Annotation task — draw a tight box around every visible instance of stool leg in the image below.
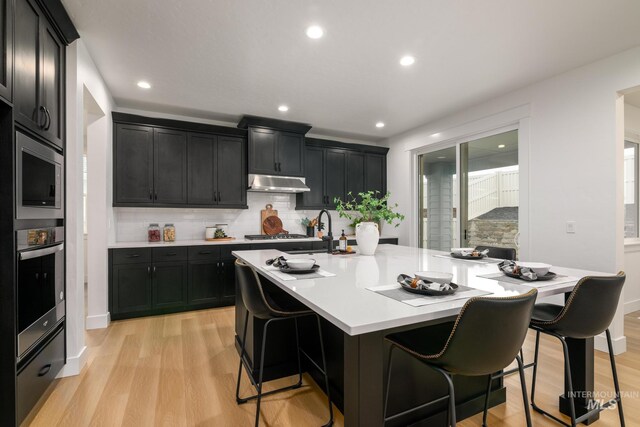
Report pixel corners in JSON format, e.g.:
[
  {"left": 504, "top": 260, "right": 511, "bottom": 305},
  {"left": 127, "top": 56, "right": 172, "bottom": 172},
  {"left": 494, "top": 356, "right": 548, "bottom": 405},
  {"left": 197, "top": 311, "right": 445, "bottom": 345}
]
[
  {"left": 383, "top": 345, "right": 396, "bottom": 425},
  {"left": 236, "top": 310, "right": 250, "bottom": 404},
  {"left": 606, "top": 329, "right": 626, "bottom": 427},
  {"left": 293, "top": 317, "right": 303, "bottom": 388},
  {"left": 255, "top": 319, "right": 273, "bottom": 427},
  {"left": 482, "top": 374, "right": 493, "bottom": 427},
  {"left": 433, "top": 368, "right": 456, "bottom": 427},
  {"left": 560, "top": 337, "right": 577, "bottom": 427},
  {"left": 315, "top": 314, "right": 334, "bottom": 427},
  {"left": 516, "top": 355, "right": 532, "bottom": 427},
  {"left": 530, "top": 330, "right": 541, "bottom": 411}
]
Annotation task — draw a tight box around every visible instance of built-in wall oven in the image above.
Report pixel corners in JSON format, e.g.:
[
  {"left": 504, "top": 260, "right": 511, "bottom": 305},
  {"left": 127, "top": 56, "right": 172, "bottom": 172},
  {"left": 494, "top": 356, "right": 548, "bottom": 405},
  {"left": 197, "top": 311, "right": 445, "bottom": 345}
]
[
  {"left": 16, "top": 226, "right": 65, "bottom": 360},
  {"left": 16, "top": 131, "right": 64, "bottom": 219}
]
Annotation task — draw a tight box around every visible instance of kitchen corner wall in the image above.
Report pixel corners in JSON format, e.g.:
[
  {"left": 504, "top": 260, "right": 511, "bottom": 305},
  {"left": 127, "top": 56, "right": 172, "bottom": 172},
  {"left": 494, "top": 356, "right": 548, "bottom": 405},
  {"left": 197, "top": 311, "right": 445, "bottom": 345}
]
[{"left": 114, "top": 192, "right": 355, "bottom": 241}]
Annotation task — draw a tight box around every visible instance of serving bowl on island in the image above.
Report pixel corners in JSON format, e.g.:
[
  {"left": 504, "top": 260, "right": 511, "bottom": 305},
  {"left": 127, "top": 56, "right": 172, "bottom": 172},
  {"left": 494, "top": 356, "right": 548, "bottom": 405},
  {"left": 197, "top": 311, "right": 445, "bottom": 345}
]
[
  {"left": 415, "top": 271, "right": 454, "bottom": 285},
  {"left": 285, "top": 258, "right": 316, "bottom": 270},
  {"left": 517, "top": 262, "right": 552, "bottom": 276}
]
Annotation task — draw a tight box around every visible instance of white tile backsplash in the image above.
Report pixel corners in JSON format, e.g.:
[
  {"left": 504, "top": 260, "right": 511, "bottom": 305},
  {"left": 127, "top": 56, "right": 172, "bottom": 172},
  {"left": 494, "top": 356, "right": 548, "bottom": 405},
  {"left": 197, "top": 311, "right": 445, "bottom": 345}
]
[{"left": 114, "top": 192, "right": 355, "bottom": 242}]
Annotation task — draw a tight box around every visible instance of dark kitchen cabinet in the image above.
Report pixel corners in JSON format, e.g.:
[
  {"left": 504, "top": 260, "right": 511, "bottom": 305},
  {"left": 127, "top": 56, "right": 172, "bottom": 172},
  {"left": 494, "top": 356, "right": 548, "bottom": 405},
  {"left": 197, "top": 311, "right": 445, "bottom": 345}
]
[
  {"left": 152, "top": 262, "right": 188, "bottom": 309},
  {"left": 114, "top": 124, "right": 154, "bottom": 205},
  {"left": 154, "top": 128, "right": 188, "bottom": 204},
  {"left": 187, "top": 133, "right": 246, "bottom": 207},
  {"left": 114, "top": 114, "right": 248, "bottom": 209},
  {"left": 365, "top": 153, "right": 387, "bottom": 196},
  {"left": 299, "top": 146, "right": 325, "bottom": 208},
  {"left": 0, "top": 0, "right": 13, "bottom": 102},
  {"left": 248, "top": 128, "right": 305, "bottom": 176},
  {"left": 325, "top": 149, "right": 347, "bottom": 206},
  {"left": 347, "top": 152, "right": 365, "bottom": 201},
  {"left": 14, "top": 0, "right": 64, "bottom": 148},
  {"left": 112, "top": 263, "right": 153, "bottom": 314}
]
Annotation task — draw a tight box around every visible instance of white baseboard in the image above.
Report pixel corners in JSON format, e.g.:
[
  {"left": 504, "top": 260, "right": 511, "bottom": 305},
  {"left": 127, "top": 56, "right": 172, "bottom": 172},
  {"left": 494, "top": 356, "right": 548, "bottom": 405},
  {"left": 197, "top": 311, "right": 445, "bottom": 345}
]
[
  {"left": 624, "top": 298, "right": 640, "bottom": 314},
  {"left": 86, "top": 312, "right": 110, "bottom": 330},
  {"left": 57, "top": 345, "right": 87, "bottom": 377},
  {"left": 595, "top": 333, "right": 627, "bottom": 355}
]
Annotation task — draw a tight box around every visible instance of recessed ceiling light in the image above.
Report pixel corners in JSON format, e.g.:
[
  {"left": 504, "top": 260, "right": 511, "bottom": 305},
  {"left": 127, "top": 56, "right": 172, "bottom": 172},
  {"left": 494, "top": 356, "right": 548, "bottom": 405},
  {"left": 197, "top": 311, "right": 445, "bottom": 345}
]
[
  {"left": 278, "top": 105, "right": 289, "bottom": 112},
  {"left": 400, "top": 55, "right": 415, "bottom": 66},
  {"left": 137, "top": 81, "right": 151, "bottom": 89},
  {"left": 498, "top": 144, "right": 506, "bottom": 148},
  {"left": 306, "top": 25, "right": 324, "bottom": 39},
  {"left": 375, "top": 122, "right": 385, "bottom": 128},
  {"left": 431, "top": 132, "right": 441, "bottom": 137}
]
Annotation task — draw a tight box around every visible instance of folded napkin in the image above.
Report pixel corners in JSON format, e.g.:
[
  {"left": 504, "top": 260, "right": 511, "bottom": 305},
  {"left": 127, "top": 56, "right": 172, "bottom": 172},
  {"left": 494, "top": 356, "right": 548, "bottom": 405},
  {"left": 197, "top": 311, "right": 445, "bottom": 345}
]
[
  {"left": 266, "top": 256, "right": 287, "bottom": 268},
  {"left": 498, "top": 260, "right": 537, "bottom": 280},
  {"left": 459, "top": 248, "right": 490, "bottom": 257},
  {"left": 397, "top": 274, "right": 453, "bottom": 291}
]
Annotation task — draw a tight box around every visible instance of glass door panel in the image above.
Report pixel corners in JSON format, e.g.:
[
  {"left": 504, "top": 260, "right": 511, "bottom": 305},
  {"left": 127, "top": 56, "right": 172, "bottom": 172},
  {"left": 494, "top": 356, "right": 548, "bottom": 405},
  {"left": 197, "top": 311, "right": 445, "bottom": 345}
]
[{"left": 418, "top": 147, "right": 457, "bottom": 250}]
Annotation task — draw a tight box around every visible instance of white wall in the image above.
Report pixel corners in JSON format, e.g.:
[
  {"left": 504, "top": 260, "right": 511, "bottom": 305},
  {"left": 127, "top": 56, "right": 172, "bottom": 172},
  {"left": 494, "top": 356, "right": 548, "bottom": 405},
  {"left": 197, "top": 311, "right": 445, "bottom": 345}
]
[
  {"left": 626, "top": 103, "right": 640, "bottom": 136},
  {"left": 62, "top": 39, "right": 115, "bottom": 377},
  {"left": 384, "top": 46, "right": 640, "bottom": 354},
  {"left": 623, "top": 102, "right": 640, "bottom": 314}
]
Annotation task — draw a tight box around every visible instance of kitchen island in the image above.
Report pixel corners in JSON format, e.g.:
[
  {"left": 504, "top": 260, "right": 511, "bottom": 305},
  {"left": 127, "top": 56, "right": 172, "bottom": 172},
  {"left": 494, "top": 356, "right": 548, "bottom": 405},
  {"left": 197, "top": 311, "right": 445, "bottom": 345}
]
[{"left": 232, "top": 244, "right": 606, "bottom": 426}]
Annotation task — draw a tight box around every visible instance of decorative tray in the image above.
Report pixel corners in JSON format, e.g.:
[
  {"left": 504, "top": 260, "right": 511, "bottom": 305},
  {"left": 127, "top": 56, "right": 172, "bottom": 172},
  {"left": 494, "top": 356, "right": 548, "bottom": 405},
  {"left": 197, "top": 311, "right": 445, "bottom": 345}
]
[
  {"left": 278, "top": 265, "right": 320, "bottom": 274},
  {"left": 502, "top": 271, "right": 557, "bottom": 282},
  {"left": 450, "top": 252, "right": 486, "bottom": 260},
  {"left": 397, "top": 274, "right": 458, "bottom": 296}
]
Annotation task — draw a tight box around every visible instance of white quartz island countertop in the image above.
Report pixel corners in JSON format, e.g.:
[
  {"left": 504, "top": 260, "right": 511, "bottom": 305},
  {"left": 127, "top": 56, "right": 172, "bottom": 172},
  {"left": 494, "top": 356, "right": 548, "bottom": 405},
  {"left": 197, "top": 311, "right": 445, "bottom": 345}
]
[{"left": 232, "top": 244, "right": 609, "bottom": 336}]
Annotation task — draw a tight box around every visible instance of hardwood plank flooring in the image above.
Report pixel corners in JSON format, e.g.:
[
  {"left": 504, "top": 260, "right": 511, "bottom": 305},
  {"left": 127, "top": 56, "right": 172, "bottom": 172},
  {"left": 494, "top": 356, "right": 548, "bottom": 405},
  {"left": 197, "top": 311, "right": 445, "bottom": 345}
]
[{"left": 27, "top": 308, "right": 640, "bottom": 426}]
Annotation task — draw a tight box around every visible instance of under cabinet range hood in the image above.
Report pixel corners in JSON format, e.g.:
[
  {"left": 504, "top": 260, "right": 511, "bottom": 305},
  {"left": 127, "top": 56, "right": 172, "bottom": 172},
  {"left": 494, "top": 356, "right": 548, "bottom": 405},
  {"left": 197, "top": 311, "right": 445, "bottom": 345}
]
[{"left": 248, "top": 174, "right": 310, "bottom": 193}]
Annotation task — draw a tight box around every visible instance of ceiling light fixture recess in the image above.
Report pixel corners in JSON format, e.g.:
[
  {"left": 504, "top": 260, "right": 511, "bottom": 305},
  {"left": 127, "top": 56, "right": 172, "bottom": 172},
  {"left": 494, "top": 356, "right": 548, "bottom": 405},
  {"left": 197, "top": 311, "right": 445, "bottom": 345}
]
[
  {"left": 306, "top": 25, "right": 324, "bottom": 39},
  {"left": 431, "top": 132, "right": 441, "bottom": 137},
  {"left": 498, "top": 144, "right": 506, "bottom": 148},
  {"left": 137, "top": 81, "right": 151, "bottom": 89},
  {"left": 278, "top": 105, "right": 289, "bottom": 112},
  {"left": 375, "top": 122, "right": 385, "bottom": 128},
  {"left": 400, "top": 55, "right": 415, "bottom": 66}
]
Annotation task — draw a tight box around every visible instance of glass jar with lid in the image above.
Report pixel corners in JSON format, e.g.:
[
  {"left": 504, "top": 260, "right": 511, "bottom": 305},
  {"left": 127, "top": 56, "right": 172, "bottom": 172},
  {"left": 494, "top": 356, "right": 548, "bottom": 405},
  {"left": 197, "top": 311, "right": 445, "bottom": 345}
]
[
  {"left": 148, "top": 224, "right": 161, "bottom": 242},
  {"left": 163, "top": 224, "right": 176, "bottom": 242}
]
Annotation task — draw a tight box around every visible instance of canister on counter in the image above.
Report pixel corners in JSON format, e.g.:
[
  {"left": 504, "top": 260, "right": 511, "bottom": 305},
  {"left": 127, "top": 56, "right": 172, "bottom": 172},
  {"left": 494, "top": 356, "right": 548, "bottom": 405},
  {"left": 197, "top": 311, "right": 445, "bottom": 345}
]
[
  {"left": 148, "top": 224, "right": 161, "bottom": 242},
  {"left": 163, "top": 224, "right": 176, "bottom": 242}
]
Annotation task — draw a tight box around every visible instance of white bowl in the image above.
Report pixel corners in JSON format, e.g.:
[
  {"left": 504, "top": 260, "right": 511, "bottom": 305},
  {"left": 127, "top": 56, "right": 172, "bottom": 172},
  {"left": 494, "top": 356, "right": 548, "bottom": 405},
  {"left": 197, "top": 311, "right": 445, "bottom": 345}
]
[
  {"left": 518, "top": 262, "right": 552, "bottom": 276},
  {"left": 286, "top": 258, "right": 316, "bottom": 270},
  {"left": 450, "top": 247, "right": 475, "bottom": 255},
  {"left": 415, "top": 271, "right": 454, "bottom": 284}
]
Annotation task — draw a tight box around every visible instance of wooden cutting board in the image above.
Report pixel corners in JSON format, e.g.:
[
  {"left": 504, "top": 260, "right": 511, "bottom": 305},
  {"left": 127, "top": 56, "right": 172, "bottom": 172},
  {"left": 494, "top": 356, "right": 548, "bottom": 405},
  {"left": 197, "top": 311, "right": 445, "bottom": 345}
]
[{"left": 261, "top": 204, "right": 288, "bottom": 235}]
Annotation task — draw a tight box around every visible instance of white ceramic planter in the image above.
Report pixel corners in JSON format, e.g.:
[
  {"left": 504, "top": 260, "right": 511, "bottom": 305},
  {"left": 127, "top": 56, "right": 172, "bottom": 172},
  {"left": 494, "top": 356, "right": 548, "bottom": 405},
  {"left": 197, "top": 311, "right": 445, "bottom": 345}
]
[{"left": 356, "top": 222, "right": 379, "bottom": 255}]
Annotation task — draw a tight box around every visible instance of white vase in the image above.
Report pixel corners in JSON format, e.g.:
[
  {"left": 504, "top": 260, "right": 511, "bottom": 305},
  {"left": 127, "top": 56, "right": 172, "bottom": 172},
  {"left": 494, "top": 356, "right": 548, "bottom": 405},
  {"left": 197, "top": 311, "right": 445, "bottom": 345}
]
[{"left": 356, "top": 222, "right": 379, "bottom": 255}]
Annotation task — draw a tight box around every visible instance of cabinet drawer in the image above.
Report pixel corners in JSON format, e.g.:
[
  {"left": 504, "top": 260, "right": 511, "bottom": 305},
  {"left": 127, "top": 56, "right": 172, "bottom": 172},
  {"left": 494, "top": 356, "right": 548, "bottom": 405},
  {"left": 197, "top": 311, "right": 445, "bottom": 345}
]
[
  {"left": 153, "top": 246, "right": 188, "bottom": 262},
  {"left": 188, "top": 246, "right": 221, "bottom": 261},
  {"left": 17, "top": 328, "right": 65, "bottom": 424},
  {"left": 220, "top": 244, "right": 252, "bottom": 260},
  {"left": 112, "top": 248, "right": 151, "bottom": 264}
]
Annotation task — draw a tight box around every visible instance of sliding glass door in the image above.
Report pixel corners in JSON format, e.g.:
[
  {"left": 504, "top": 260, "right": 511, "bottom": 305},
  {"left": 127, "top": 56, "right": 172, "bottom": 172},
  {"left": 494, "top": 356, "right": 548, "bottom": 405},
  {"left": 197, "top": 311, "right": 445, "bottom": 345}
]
[{"left": 419, "top": 129, "right": 519, "bottom": 253}]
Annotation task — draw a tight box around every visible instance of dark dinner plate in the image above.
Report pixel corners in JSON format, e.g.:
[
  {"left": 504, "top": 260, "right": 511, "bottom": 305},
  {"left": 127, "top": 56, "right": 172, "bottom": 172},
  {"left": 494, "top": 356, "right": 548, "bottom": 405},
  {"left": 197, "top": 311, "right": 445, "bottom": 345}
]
[
  {"left": 503, "top": 271, "right": 557, "bottom": 282},
  {"left": 398, "top": 279, "right": 458, "bottom": 296},
  {"left": 450, "top": 252, "right": 486, "bottom": 260},
  {"left": 279, "top": 265, "right": 320, "bottom": 274}
]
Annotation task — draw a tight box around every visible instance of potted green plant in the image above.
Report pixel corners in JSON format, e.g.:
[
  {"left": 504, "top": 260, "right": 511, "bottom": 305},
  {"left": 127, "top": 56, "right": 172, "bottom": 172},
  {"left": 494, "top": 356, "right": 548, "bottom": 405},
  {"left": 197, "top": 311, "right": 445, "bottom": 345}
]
[
  {"left": 301, "top": 217, "right": 315, "bottom": 237},
  {"left": 334, "top": 191, "right": 404, "bottom": 255}
]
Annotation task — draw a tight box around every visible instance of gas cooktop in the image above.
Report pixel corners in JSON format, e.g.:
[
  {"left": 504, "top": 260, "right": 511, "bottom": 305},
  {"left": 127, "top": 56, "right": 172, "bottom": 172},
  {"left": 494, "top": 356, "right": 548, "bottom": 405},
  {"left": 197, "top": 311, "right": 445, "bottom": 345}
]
[{"left": 244, "top": 234, "right": 309, "bottom": 240}]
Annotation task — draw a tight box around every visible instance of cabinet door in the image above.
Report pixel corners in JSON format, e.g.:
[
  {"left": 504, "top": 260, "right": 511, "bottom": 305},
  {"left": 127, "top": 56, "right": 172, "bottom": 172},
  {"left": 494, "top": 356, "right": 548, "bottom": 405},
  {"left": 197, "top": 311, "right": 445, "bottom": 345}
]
[
  {"left": 249, "top": 128, "right": 277, "bottom": 174},
  {"left": 0, "top": 0, "right": 13, "bottom": 101},
  {"left": 217, "top": 136, "right": 246, "bottom": 206},
  {"left": 14, "top": 0, "right": 41, "bottom": 130},
  {"left": 297, "top": 146, "right": 325, "bottom": 209},
  {"left": 365, "top": 153, "right": 386, "bottom": 196},
  {"left": 152, "top": 262, "right": 188, "bottom": 309},
  {"left": 188, "top": 261, "right": 219, "bottom": 305},
  {"left": 219, "top": 245, "right": 244, "bottom": 300},
  {"left": 112, "top": 264, "right": 152, "bottom": 314},
  {"left": 276, "top": 131, "right": 304, "bottom": 177},
  {"left": 154, "top": 128, "right": 188, "bottom": 204},
  {"left": 39, "top": 21, "right": 64, "bottom": 148},
  {"left": 187, "top": 133, "right": 216, "bottom": 205},
  {"left": 114, "top": 124, "right": 154, "bottom": 205},
  {"left": 325, "top": 149, "right": 347, "bottom": 208},
  {"left": 346, "top": 151, "right": 365, "bottom": 202}
]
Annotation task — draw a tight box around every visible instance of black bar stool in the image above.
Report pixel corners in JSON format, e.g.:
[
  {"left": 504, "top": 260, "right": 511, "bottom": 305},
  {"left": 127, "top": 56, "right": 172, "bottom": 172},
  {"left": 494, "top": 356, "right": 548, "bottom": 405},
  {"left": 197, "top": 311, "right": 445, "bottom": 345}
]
[
  {"left": 475, "top": 245, "right": 517, "bottom": 261},
  {"left": 383, "top": 289, "right": 538, "bottom": 427},
  {"left": 529, "top": 272, "right": 626, "bottom": 427},
  {"left": 234, "top": 259, "right": 334, "bottom": 427}
]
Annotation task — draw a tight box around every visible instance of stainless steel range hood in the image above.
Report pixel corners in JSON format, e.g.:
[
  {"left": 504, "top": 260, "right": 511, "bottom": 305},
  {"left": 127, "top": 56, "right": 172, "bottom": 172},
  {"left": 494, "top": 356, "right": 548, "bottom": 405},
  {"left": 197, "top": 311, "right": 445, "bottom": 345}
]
[{"left": 248, "top": 174, "right": 310, "bottom": 193}]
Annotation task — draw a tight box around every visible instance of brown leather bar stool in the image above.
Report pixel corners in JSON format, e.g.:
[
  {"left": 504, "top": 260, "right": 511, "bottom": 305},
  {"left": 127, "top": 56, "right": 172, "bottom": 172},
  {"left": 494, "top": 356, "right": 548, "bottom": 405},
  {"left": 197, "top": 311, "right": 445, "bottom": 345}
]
[
  {"left": 234, "top": 259, "right": 333, "bottom": 427},
  {"left": 475, "top": 245, "right": 517, "bottom": 261},
  {"left": 383, "top": 289, "right": 538, "bottom": 427},
  {"left": 529, "top": 272, "right": 626, "bottom": 427}
]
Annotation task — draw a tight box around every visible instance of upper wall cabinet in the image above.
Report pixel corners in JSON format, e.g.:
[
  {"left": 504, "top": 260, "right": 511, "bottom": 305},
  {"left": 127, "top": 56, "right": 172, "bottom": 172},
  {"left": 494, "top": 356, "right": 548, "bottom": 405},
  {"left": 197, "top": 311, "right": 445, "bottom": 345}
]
[
  {"left": 15, "top": 0, "right": 65, "bottom": 149},
  {"left": 238, "top": 115, "right": 312, "bottom": 177},
  {"left": 0, "top": 0, "right": 13, "bottom": 102},
  {"left": 113, "top": 113, "right": 248, "bottom": 209},
  {"left": 296, "top": 138, "right": 389, "bottom": 210}
]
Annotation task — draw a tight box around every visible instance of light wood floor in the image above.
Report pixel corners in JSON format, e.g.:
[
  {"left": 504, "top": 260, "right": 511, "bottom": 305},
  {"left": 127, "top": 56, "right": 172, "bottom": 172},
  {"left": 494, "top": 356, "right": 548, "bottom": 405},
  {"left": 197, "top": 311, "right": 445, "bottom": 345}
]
[{"left": 27, "top": 307, "right": 640, "bottom": 427}]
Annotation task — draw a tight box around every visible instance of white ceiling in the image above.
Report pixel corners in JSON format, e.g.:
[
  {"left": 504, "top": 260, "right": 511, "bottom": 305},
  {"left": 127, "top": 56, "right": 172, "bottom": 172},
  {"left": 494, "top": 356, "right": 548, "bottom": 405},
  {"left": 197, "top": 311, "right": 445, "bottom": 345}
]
[{"left": 62, "top": 0, "right": 640, "bottom": 141}]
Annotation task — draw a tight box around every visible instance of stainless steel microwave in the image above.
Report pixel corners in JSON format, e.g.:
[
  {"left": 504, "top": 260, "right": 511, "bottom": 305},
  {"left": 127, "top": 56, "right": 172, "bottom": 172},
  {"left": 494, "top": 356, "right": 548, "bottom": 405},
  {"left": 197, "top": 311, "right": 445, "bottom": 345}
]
[{"left": 16, "top": 132, "right": 64, "bottom": 219}]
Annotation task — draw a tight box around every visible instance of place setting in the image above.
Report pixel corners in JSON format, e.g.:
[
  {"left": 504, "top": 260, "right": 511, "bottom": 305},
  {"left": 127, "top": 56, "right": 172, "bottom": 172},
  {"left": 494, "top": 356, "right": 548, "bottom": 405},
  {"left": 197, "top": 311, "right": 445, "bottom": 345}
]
[
  {"left": 367, "top": 271, "right": 490, "bottom": 307},
  {"left": 262, "top": 256, "right": 336, "bottom": 281},
  {"left": 478, "top": 260, "right": 578, "bottom": 287},
  {"left": 432, "top": 247, "right": 502, "bottom": 264}
]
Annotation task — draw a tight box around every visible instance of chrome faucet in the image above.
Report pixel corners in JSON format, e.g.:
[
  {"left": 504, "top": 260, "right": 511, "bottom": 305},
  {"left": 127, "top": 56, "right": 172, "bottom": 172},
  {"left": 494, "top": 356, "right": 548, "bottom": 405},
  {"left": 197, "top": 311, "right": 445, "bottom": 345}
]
[{"left": 317, "top": 209, "right": 333, "bottom": 253}]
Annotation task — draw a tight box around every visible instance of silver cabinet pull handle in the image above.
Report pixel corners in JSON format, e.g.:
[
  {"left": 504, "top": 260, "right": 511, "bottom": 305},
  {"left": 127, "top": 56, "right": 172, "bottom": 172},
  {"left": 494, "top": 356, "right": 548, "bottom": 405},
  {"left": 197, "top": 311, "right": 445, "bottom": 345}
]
[{"left": 20, "top": 243, "right": 64, "bottom": 260}]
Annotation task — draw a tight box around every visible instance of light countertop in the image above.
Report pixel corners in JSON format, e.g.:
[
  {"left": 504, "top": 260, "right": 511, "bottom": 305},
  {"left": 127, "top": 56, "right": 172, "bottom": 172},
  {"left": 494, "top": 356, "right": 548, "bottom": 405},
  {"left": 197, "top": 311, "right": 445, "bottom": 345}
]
[
  {"left": 108, "top": 235, "right": 398, "bottom": 249},
  {"left": 232, "top": 245, "right": 608, "bottom": 336}
]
